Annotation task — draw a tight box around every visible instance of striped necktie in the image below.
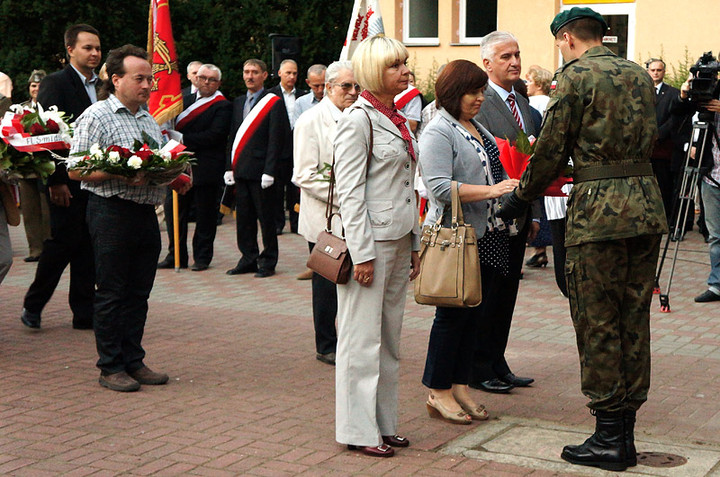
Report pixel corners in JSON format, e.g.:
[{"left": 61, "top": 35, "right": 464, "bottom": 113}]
[{"left": 507, "top": 93, "right": 524, "bottom": 131}]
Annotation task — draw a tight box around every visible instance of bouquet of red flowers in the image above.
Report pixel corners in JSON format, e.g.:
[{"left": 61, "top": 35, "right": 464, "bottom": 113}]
[
  {"left": 495, "top": 131, "right": 572, "bottom": 197},
  {"left": 0, "top": 104, "right": 72, "bottom": 182},
  {"left": 64, "top": 132, "right": 193, "bottom": 186}
]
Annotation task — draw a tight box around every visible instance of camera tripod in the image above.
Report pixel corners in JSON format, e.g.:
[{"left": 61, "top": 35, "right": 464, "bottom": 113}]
[{"left": 653, "top": 111, "right": 716, "bottom": 312}]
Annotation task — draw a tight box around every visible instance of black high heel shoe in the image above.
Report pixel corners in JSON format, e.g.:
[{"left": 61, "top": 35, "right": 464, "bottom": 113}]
[{"left": 525, "top": 252, "right": 548, "bottom": 268}]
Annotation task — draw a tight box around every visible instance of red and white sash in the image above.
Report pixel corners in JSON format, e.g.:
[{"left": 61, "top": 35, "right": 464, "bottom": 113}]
[
  {"left": 394, "top": 86, "right": 421, "bottom": 110},
  {"left": 175, "top": 91, "right": 227, "bottom": 131},
  {"left": 230, "top": 93, "right": 280, "bottom": 169}
]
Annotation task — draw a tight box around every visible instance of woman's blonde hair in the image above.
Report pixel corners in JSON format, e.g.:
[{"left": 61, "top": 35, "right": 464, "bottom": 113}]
[{"left": 352, "top": 35, "right": 409, "bottom": 94}]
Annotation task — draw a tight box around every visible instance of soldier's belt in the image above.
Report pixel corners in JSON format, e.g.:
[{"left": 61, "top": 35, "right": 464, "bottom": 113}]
[{"left": 573, "top": 163, "right": 653, "bottom": 182}]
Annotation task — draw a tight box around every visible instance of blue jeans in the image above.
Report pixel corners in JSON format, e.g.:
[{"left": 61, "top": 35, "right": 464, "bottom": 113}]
[
  {"left": 86, "top": 194, "right": 161, "bottom": 374},
  {"left": 701, "top": 181, "right": 720, "bottom": 294}
]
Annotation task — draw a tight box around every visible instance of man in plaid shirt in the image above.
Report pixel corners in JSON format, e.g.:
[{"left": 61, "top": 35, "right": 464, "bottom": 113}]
[{"left": 69, "top": 44, "right": 184, "bottom": 392}]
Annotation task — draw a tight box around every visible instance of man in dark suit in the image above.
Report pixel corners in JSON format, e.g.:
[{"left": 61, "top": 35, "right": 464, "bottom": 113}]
[
  {"left": 470, "top": 30, "right": 539, "bottom": 394},
  {"left": 181, "top": 60, "right": 201, "bottom": 98},
  {"left": 647, "top": 58, "right": 681, "bottom": 222},
  {"left": 225, "top": 59, "right": 290, "bottom": 278},
  {"left": 158, "top": 64, "right": 232, "bottom": 271},
  {"left": 268, "top": 59, "right": 307, "bottom": 234},
  {"left": 20, "top": 24, "right": 101, "bottom": 330}
]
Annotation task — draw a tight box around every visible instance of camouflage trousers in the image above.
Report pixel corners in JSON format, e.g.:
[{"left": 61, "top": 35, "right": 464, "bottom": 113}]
[{"left": 565, "top": 234, "right": 661, "bottom": 412}]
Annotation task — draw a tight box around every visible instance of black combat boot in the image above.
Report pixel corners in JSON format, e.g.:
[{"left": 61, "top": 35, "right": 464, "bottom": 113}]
[
  {"left": 561, "top": 410, "right": 627, "bottom": 471},
  {"left": 624, "top": 409, "right": 637, "bottom": 467}
]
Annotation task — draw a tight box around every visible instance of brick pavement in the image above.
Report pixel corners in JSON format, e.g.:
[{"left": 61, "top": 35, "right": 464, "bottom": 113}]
[{"left": 0, "top": 217, "right": 718, "bottom": 476}]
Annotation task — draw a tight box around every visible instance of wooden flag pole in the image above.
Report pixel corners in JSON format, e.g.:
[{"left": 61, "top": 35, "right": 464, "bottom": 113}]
[{"left": 173, "top": 190, "right": 181, "bottom": 271}]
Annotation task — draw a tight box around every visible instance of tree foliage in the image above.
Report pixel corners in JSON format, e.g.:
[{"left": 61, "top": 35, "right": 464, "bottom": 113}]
[{"left": 0, "top": 0, "right": 352, "bottom": 102}]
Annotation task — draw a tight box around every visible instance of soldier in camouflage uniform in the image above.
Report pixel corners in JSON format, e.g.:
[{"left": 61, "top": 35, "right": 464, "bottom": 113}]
[{"left": 498, "top": 7, "right": 668, "bottom": 472}]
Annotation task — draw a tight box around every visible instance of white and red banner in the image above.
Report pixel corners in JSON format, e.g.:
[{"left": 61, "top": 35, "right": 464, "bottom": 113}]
[
  {"left": 339, "top": 0, "right": 385, "bottom": 61},
  {"left": 0, "top": 112, "right": 69, "bottom": 153},
  {"left": 230, "top": 94, "right": 280, "bottom": 169},
  {"left": 148, "top": 0, "right": 183, "bottom": 125},
  {"left": 175, "top": 91, "right": 226, "bottom": 131}
]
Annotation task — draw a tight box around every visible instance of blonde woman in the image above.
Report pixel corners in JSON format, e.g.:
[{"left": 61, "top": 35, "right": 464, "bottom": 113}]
[{"left": 333, "top": 35, "right": 421, "bottom": 458}]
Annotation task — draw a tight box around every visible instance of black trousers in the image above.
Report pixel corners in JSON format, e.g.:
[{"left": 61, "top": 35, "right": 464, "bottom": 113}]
[
  {"left": 235, "top": 179, "right": 278, "bottom": 271},
  {"left": 23, "top": 194, "right": 95, "bottom": 325},
  {"left": 651, "top": 158, "right": 674, "bottom": 222},
  {"left": 469, "top": 222, "right": 529, "bottom": 384},
  {"left": 308, "top": 242, "right": 337, "bottom": 354},
  {"left": 163, "top": 185, "right": 219, "bottom": 266},
  {"left": 86, "top": 194, "right": 160, "bottom": 374},
  {"left": 422, "top": 304, "right": 479, "bottom": 389},
  {"left": 275, "top": 180, "right": 300, "bottom": 233}
]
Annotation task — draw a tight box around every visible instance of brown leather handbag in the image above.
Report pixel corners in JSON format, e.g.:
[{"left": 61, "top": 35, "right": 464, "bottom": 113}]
[
  {"left": 306, "top": 108, "right": 374, "bottom": 285},
  {"left": 414, "top": 181, "right": 481, "bottom": 308}
]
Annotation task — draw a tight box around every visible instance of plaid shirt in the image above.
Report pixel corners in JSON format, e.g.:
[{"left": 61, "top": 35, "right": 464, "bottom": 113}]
[{"left": 71, "top": 94, "right": 166, "bottom": 205}]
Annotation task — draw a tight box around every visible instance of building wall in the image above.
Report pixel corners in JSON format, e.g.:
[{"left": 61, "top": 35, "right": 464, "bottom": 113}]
[{"left": 379, "top": 0, "right": 720, "bottom": 93}]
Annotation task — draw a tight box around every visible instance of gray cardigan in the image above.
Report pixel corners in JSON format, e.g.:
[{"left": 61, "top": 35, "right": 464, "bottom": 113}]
[{"left": 419, "top": 108, "right": 508, "bottom": 236}]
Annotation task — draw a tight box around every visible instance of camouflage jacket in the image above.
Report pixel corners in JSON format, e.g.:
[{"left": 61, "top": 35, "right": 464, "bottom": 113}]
[{"left": 517, "top": 46, "right": 668, "bottom": 246}]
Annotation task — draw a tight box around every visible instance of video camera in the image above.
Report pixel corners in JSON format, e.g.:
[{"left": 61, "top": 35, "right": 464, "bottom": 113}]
[{"left": 688, "top": 51, "right": 720, "bottom": 103}]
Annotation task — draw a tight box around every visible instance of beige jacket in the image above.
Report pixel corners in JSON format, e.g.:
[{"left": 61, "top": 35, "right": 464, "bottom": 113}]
[
  {"left": 333, "top": 96, "right": 421, "bottom": 264},
  {"left": 292, "top": 97, "right": 342, "bottom": 242}
]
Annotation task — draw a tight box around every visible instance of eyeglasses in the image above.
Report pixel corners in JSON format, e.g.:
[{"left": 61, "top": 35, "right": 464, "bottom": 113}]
[
  {"left": 334, "top": 82, "right": 361, "bottom": 92},
  {"left": 197, "top": 75, "right": 219, "bottom": 83}
]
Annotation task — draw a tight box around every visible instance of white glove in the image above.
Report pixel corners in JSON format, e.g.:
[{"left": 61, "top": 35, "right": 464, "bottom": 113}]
[
  {"left": 167, "top": 129, "right": 183, "bottom": 143},
  {"left": 261, "top": 174, "right": 275, "bottom": 189},
  {"left": 224, "top": 171, "right": 235, "bottom": 186},
  {"left": 415, "top": 175, "right": 428, "bottom": 199}
]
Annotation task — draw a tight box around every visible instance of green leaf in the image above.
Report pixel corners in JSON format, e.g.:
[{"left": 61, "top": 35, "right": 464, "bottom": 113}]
[{"left": 141, "top": 131, "right": 159, "bottom": 150}]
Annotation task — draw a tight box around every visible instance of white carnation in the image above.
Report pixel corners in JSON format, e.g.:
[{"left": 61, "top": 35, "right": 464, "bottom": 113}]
[
  {"left": 89, "top": 144, "right": 102, "bottom": 158},
  {"left": 108, "top": 151, "right": 120, "bottom": 163},
  {"left": 127, "top": 156, "right": 143, "bottom": 169}
]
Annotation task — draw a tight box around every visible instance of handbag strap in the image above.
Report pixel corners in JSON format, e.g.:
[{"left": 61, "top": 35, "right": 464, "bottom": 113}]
[
  {"left": 325, "top": 107, "right": 374, "bottom": 231},
  {"left": 437, "top": 180, "right": 465, "bottom": 228}
]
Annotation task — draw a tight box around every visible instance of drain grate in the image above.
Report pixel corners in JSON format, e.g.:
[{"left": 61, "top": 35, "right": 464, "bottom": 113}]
[{"left": 637, "top": 452, "right": 688, "bottom": 468}]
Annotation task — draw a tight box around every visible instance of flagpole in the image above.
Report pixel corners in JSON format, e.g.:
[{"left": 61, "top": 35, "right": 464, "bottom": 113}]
[{"left": 173, "top": 190, "right": 181, "bottom": 271}]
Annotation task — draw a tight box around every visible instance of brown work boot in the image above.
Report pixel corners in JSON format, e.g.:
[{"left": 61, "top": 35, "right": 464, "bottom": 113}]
[
  {"left": 129, "top": 366, "right": 169, "bottom": 385},
  {"left": 99, "top": 371, "right": 141, "bottom": 392}
]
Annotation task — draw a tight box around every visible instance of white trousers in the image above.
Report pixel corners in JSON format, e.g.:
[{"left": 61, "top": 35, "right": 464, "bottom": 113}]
[{"left": 335, "top": 235, "right": 411, "bottom": 446}]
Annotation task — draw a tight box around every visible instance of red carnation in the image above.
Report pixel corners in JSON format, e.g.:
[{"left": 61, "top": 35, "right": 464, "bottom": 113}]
[
  {"left": 134, "top": 148, "right": 154, "bottom": 161},
  {"left": 107, "top": 145, "right": 132, "bottom": 159},
  {"left": 45, "top": 119, "right": 60, "bottom": 134},
  {"left": 29, "top": 122, "right": 46, "bottom": 135}
]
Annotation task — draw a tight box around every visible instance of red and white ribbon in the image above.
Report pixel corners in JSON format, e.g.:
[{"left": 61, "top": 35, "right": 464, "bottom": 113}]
[{"left": 175, "top": 91, "right": 227, "bottom": 131}]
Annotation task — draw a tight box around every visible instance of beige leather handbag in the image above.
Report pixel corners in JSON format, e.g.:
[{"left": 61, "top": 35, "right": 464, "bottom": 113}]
[{"left": 414, "top": 181, "right": 481, "bottom": 308}]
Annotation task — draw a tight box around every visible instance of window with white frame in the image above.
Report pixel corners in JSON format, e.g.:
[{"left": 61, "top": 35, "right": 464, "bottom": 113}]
[
  {"left": 403, "top": 0, "right": 439, "bottom": 45},
  {"left": 459, "top": 0, "right": 497, "bottom": 44}
]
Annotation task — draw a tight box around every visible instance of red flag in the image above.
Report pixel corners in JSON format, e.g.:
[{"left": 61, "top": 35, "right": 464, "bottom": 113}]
[{"left": 147, "top": 0, "right": 182, "bottom": 125}]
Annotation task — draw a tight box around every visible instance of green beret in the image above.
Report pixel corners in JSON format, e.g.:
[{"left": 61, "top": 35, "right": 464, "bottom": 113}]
[{"left": 550, "top": 7, "right": 609, "bottom": 36}]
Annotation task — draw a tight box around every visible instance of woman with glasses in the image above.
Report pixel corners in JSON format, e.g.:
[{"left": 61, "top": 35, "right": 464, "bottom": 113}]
[{"left": 333, "top": 35, "right": 421, "bottom": 458}]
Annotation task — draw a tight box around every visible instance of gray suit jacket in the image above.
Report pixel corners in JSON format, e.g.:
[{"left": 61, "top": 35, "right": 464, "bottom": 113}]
[
  {"left": 333, "top": 96, "right": 421, "bottom": 264},
  {"left": 474, "top": 83, "right": 538, "bottom": 141},
  {"left": 474, "top": 84, "right": 541, "bottom": 226}
]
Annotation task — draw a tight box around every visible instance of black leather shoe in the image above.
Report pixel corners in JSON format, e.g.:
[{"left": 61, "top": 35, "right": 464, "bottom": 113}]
[
  {"left": 695, "top": 290, "right": 720, "bottom": 302},
  {"left": 472, "top": 378, "right": 514, "bottom": 394},
  {"left": 226, "top": 262, "right": 258, "bottom": 275},
  {"left": 21, "top": 308, "right": 41, "bottom": 329},
  {"left": 191, "top": 263, "right": 209, "bottom": 271},
  {"left": 316, "top": 352, "right": 336, "bottom": 365},
  {"left": 500, "top": 372, "right": 534, "bottom": 387},
  {"left": 254, "top": 268, "right": 275, "bottom": 278},
  {"left": 23, "top": 256, "right": 40, "bottom": 263},
  {"left": 158, "top": 258, "right": 187, "bottom": 269}
]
